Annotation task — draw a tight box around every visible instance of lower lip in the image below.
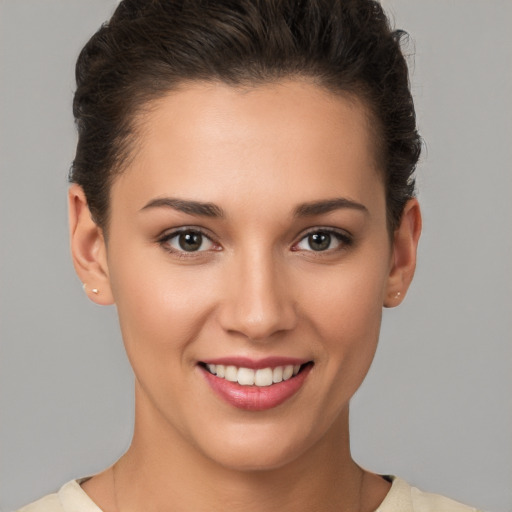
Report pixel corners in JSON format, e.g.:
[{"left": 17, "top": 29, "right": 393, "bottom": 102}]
[{"left": 200, "top": 365, "right": 312, "bottom": 411}]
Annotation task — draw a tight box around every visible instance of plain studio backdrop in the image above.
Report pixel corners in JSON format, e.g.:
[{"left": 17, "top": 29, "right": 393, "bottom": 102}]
[{"left": 0, "top": 1, "right": 510, "bottom": 511}]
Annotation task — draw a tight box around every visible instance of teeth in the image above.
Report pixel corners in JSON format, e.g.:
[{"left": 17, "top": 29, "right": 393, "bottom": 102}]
[
  {"left": 272, "top": 366, "right": 283, "bottom": 383},
  {"left": 282, "top": 365, "right": 294, "bottom": 381},
  {"left": 205, "top": 363, "right": 304, "bottom": 387},
  {"left": 237, "top": 367, "right": 255, "bottom": 386},
  {"left": 225, "top": 365, "right": 238, "bottom": 382},
  {"left": 254, "top": 368, "right": 273, "bottom": 387}
]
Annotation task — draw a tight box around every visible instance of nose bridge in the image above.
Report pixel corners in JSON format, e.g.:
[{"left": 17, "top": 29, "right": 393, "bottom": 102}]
[{"left": 220, "top": 244, "right": 296, "bottom": 340}]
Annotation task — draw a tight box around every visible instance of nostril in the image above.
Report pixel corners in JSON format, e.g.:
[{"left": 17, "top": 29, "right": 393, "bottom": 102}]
[{"left": 219, "top": 300, "right": 298, "bottom": 341}]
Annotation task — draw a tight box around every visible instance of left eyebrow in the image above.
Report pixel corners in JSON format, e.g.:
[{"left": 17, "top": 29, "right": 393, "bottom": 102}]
[
  {"left": 140, "top": 197, "right": 224, "bottom": 218},
  {"left": 293, "top": 198, "right": 368, "bottom": 217}
]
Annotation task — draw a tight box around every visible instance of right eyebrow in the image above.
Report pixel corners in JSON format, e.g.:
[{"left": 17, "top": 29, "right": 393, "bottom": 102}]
[{"left": 140, "top": 197, "right": 225, "bottom": 218}]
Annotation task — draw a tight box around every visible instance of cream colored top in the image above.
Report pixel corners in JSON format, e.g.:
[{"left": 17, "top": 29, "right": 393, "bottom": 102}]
[{"left": 17, "top": 476, "right": 480, "bottom": 512}]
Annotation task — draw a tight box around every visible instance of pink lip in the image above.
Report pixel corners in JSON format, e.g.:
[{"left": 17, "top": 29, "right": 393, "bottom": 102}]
[
  {"left": 201, "top": 356, "right": 308, "bottom": 370},
  {"left": 199, "top": 362, "right": 313, "bottom": 411}
]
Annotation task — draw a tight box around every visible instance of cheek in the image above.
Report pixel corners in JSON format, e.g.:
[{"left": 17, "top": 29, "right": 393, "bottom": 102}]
[
  {"left": 317, "top": 284, "right": 383, "bottom": 375},
  {"left": 299, "top": 251, "right": 389, "bottom": 386},
  {"left": 302, "top": 255, "right": 387, "bottom": 337},
  {"left": 107, "top": 244, "right": 218, "bottom": 369}
]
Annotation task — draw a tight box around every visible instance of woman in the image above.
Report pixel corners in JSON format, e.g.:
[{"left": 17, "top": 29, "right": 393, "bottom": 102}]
[{"left": 17, "top": 0, "right": 481, "bottom": 510}]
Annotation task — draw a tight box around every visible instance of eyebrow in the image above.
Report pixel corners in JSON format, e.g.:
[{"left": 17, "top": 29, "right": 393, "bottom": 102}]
[
  {"left": 140, "top": 197, "right": 224, "bottom": 217},
  {"left": 293, "top": 198, "right": 368, "bottom": 217},
  {"left": 140, "top": 196, "right": 367, "bottom": 219}
]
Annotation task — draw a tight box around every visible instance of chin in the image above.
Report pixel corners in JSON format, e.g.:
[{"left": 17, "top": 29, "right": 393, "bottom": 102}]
[
  {"left": 206, "top": 441, "right": 305, "bottom": 473},
  {"left": 190, "top": 416, "right": 329, "bottom": 473}
]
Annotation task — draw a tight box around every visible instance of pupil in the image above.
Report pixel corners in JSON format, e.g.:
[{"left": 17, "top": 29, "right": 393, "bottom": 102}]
[
  {"left": 179, "top": 231, "right": 202, "bottom": 251},
  {"left": 309, "top": 232, "right": 330, "bottom": 251}
]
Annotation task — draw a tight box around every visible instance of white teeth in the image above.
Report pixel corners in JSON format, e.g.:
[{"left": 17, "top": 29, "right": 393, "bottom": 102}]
[
  {"left": 254, "top": 368, "right": 273, "bottom": 387},
  {"left": 237, "top": 367, "right": 255, "bottom": 386},
  {"left": 272, "top": 366, "right": 283, "bottom": 383},
  {"left": 282, "top": 365, "right": 294, "bottom": 381},
  {"left": 205, "top": 363, "right": 305, "bottom": 387},
  {"left": 225, "top": 365, "right": 238, "bottom": 382}
]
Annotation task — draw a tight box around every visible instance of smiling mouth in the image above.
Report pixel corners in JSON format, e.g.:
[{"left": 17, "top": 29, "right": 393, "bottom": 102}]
[{"left": 199, "top": 362, "right": 313, "bottom": 387}]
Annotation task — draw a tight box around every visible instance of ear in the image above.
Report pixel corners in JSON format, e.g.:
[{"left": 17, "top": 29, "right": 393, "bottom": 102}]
[
  {"left": 68, "top": 184, "right": 114, "bottom": 305},
  {"left": 384, "top": 198, "right": 422, "bottom": 307}
]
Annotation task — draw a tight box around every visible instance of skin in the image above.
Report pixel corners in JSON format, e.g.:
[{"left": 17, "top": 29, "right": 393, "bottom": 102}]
[{"left": 70, "top": 80, "right": 421, "bottom": 512}]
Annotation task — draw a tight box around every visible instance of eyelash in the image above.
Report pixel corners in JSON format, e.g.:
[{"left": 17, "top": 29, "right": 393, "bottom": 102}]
[
  {"left": 157, "top": 227, "right": 353, "bottom": 257},
  {"left": 292, "top": 228, "right": 353, "bottom": 254},
  {"left": 157, "top": 227, "right": 219, "bottom": 257}
]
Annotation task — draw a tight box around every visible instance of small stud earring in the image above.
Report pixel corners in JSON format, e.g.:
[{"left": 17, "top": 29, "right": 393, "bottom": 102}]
[
  {"left": 395, "top": 291, "right": 401, "bottom": 299},
  {"left": 83, "top": 283, "right": 99, "bottom": 294}
]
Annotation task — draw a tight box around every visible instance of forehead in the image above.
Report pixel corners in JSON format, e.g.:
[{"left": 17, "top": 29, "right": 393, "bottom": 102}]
[{"left": 113, "top": 80, "right": 385, "bottom": 216}]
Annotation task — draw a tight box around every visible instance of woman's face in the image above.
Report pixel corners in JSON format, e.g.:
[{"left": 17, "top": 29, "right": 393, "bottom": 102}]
[{"left": 99, "top": 80, "right": 401, "bottom": 469}]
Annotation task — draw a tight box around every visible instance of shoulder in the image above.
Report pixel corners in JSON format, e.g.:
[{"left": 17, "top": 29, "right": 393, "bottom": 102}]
[
  {"left": 16, "top": 479, "right": 101, "bottom": 512},
  {"left": 377, "top": 477, "right": 481, "bottom": 512},
  {"left": 16, "top": 492, "right": 62, "bottom": 512}
]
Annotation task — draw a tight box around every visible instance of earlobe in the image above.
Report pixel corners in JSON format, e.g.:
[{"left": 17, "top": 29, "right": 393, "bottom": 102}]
[
  {"left": 384, "top": 198, "right": 422, "bottom": 308},
  {"left": 68, "top": 184, "right": 114, "bottom": 305}
]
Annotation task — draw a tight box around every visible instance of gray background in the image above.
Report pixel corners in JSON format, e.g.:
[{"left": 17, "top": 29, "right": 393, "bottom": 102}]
[{"left": 0, "top": 1, "right": 510, "bottom": 511}]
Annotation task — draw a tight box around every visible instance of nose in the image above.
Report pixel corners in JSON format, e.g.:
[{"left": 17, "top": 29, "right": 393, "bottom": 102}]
[{"left": 218, "top": 249, "right": 298, "bottom": 341}]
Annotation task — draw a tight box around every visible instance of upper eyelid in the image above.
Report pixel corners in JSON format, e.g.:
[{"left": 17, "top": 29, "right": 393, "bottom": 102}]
[
  {"left": 156, "top": 225, "right": 352, "bottom": 249},
  {"left": 157, "top": 227, "right": 220, "bottom": 255},
  {"left": 290, "top": 227, "right": 354, "bottom": 257},
  {"left": 292, "top": 227, "right": 353, "bottom": 251},
  {"left": 295, "top": 226, "right": 352, "bottom": 241},
  {"left": 157, "top": 226, "right": 215, "bottom": 241}
]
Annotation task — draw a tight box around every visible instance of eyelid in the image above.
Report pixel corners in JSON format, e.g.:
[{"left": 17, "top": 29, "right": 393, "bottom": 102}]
[
  {"left": 157, "top": 226, "right": 221, "bottom": 254},
  {"left": 156, "top": 225, "right": 352, "bottom": 255},
  {"left": 291, "top": 227, "right": 353, "bottom": 252}
]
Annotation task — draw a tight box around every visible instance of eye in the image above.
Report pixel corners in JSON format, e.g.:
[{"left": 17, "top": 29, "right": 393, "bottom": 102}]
[
  {"left": 294, "top": 229, "right": 351, "bottom": 252},
  {"left": 160, "top": 229, "right": 216, "bottom": 253}
]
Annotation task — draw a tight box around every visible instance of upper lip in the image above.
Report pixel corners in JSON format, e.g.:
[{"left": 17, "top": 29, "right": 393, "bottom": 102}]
[{"left": 199, "top": 356, "right": 311, "bottom": 370}]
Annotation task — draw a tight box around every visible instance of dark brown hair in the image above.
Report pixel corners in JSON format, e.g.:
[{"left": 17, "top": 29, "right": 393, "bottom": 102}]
[{"left": 71, "top": 0, "right": 421, "bottom": 232}]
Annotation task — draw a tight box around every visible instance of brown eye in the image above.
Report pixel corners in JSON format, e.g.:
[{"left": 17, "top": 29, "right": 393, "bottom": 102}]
[
  {"left": 162, "top": 229, "right": 215, "bottom": 253},
  {"left": 295, "top": 229, "right": 352, "bottom": 253},
  {"left": 178, "top": 231, "right": 203, "bottom": 251}
]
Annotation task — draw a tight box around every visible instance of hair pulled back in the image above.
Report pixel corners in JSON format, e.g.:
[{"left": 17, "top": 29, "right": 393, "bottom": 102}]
[{"left": 71, "top": 0, "right": 421, "bottom": 232}]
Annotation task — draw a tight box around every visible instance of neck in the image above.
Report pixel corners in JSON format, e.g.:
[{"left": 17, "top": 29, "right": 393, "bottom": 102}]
[{"left": 112, "top": 386, "right": 375, "bottom": 512}]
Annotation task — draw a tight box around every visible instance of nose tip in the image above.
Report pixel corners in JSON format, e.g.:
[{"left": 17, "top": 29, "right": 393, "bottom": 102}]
[
  {"left": 228, "top": 306, "right": 295, "bottom": 341},
  {"left": 218, "top": 258, "right": 297, "bottom": 341}
]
